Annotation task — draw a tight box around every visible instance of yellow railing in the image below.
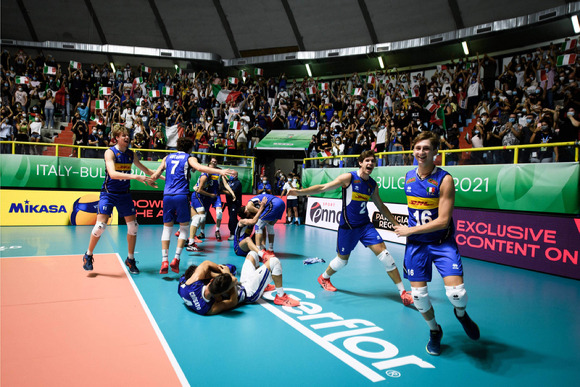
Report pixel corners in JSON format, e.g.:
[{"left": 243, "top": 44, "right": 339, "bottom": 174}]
[{"left": 302, "top": 141, "right": 579, "bottom": 167}]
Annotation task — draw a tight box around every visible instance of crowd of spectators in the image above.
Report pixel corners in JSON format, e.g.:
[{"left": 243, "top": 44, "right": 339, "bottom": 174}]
[{"left": 1, "top": 40, "right": 578, "bottom": 164}]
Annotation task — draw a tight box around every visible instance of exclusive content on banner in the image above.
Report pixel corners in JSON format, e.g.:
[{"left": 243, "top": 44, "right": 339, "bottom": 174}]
[{"left": 305, "top": 197, "right": 579, "bottom": 280}]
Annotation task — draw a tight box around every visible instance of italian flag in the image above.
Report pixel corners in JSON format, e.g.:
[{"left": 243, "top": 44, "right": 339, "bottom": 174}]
[
  {"left": 352, "top": 88, "right": 363, "bottom": 96},
  {"left": 176, "top": 66, "right": 183, "bottom": 75},
  {"left": 254, "top": 68, "right": 263, "bottom": 76},
  {"left": 136, "top": 98, "right": 145, "bottom": 106},
  {"left": 408, "top": 87, "right": 420, "bottom": 98},
  {"left": 229, "top": 77, "right": 239, "bottom": 84},
  {"left": 229, "top": 121, "right": 241, "bottom": 130},
  {"left": 367, "top": 75, "right": 376, "bottom": 84},
  {"left": 162, "top": 87, "right": 174, "bottom": 96},
  {"left": 368, "top": 97, "right": 379, "bottom": 107},
  {"left": 437, "top": 64, "right": 448, "bottom": 72},
  {"left": 239, "top": 70, "right": 248, "bottom": 78},
  {"left": 317, "top": 150, "right": 332, "bottom": 158},
  {"left": 70, "top": 61, "right": 82, "bottom": 70},
  {"left": 561, "top": 39, "right": 577, "bottom": 51},
  {"left": 557, "top": 54, "right": 576, "bottom": 66},
  {"left": 141, "top": 65, "right": 151, "bottom": 73},
  {"left": 212, "top": 84, "right": 242, "bottom": 104},
  {"left": 43, "top": 66, "right": 56, "bottom": 75},
  {"left": 15, "top": 76, "right": 29, "bottom": 84},
  {"left": 99, "top": 87, "right": 111, "bottom": 96},
  {"left": 306, "top": 86, "right": 317, "bottom": 95},
  {"left": 95, "top": 100, "right": 107, "bottom": 110},
  {"left": 149, "top": 90, "right": 161, "bottom": 98},
  {"left": 424, "top": 102, "right": 438, "bottom": 113},
  {"left": 427, "top": 187, "right": 436, "bottom": 194},
  {"left": 318, "top": 82, "right": 329, "bottom": 90},
  {"left": 134, "top": 77, "right": 144, "bottom": 84},
  {"left": 539, "top": 70, "right": 547, "bottom": 82}
]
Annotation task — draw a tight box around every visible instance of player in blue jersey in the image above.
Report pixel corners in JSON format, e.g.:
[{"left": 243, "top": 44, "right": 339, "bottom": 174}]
[
  {"left": 178, "top": 256, "right": 299, "bottom": 316},
  {"left": 394, "top": 131, "right": 479, "bottom": 356},
  {"left": 82, "top": 124, "right": 160, "bottom": 274},
  {"left": 233, "top": 196, "right": 274, "bottom": 261},
  {"left": 238, "top": 193, "right": 286, "bottom": 253},
  {"left": 150, "top": 138, "right": 235, "bottom": 274},
  {"left": 289, "top": 150, "right": 413, "bottom": 306},
  {"left": 188, "top": 156, "right": 235, "bottom": 246}
]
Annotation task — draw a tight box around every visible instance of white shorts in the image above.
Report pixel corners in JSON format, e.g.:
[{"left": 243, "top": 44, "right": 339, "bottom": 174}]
[{"left": 239, "top": 259, "right": 271, "bottom": 303}]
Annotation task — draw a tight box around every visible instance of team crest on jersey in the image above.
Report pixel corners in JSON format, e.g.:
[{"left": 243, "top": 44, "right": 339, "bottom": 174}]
[
  {"left": 353, "top": 179, "right": 361, "bottom": 184},
  {"left": 406, "top": 177, "right": 416, "bottom": 184},
  {"left": 427, "top": 178, "right": 439, "bottom": 186}
]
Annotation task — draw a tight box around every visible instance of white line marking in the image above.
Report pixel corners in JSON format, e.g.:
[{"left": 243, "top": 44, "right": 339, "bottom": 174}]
[
  {"left": 115, "top": 253, "right": 190, "bottom": 387},
  {"left": 258, "top": 299, "right": 385, "bottom": 383}
]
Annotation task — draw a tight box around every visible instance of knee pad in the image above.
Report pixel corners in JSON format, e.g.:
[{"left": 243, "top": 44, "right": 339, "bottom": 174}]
[
  {"left": 266, "top": 223, "right": 275, "bottom": 234},
  {"left": 192, "top": 214, "right": 202, "bottom": 227},
  {"left": 248, "top": 251, "right": 259, "bottom": 267},
  {"left": 329, "top": 256, "right": 348, "bottom": 272},
  {"left": 161, "top": 225, "right": 172, "bottom": 241},
  {"left": 377, "top": 249, "right": 396, "bottom": 272},
  {"left": 127, "top": 220, "right": 139, "bottom": 236},
  {"left": 178, "top": 225, "right": 189, "bottom": 240},
  {"left": 215, "top": 208, "right": 223, "bottom": 221},
  {"left": 91, "top": 221, "right": 107, "bottom": 238},
  {"left": 445, "top": 284, "right": 468, "bottom": 309},
  {"left": 412, "top": 286, "right": 432, "bottom": 314},
  {"left": 199, "top": 213, "right": 207, "bottom": 225},
  {"left": 268, "top": 256, "right": 282, "bottom": 276}
]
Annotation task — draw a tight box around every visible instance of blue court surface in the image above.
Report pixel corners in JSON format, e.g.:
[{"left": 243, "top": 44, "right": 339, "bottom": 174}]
[{"left": 1, "top": 224, "right": 578, "bottom": 386}]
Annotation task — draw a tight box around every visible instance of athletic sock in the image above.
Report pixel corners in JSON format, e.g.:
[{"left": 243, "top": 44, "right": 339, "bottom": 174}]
[
  {"left": 127, "top": 253, "right": 135, "bottom": 260},
  {"left": 258, "top": 250, "right": 264, "bottom": 258},
  {"left": 268, "top": 242, "right": 274, "bottom": 251},
  {"left": 276, "top": 287, "right": 284, "bottom": 297},
  {"left": 188, "top": 238, "right": 193, "bottom": 245},
  {"left": 426, "top": 317, "right": 439, "bottom": 331},
  {"left": 322, "top": 272, "right": 331, "bottom": 279},
  {"left": 455, "top": 307, "right": 466, "bottom": 318},
  {"left": 162, "top": 249, "right": 169, "bottom": 262},
  {"left": 86, "top": 250, "right": 93, "bottom": 256},
  {"left": 175, "top": 247, "right": 183, "bottom": 260}
]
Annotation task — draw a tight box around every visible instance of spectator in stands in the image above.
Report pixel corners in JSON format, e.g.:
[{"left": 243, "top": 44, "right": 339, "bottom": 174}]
[
  {"left": 501, "top": 113, "right": 522, "bottom": 163},
  {"left": 530, "top": 118, "right": 558, "bottom": 163},
  {"left": 15, "top": 115, "right": 30, "bottom": 154},
  {"left": 557, "top": 106, "right": 580, "bottom": 161},
  {"left": 466, "top": 123, "right": 485, "bottom": 164},
  {"left": 256, "top": 175, "right": 272, "bottom": 194},
  {"left": 41, "top": 90, "right": 55, "bottom": 129}
]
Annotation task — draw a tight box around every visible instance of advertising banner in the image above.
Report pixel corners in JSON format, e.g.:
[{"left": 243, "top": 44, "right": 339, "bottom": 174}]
[
  {"left": 0, "top": 154, "right": 254, "bottom": 193},
  {"left": 305, "top": 197, "right": 579, "bottom": 279},
  {"left": 121, "top": 193, "right": 287, "bottom": 228},
  {"left": 302, "top": 163, "right": 580, "bottom": 215},
  {"left": 1, "top": 189, "right": 118, "bottom": 226},
  {"left": 255, "top": 130, "right": 318, "bottom": 150},
  {"left": 305, "top": 197, "right": 407, "bottom": 244},
  {"left": 454, "top": 209, "right": 580, "bottom": 280}
]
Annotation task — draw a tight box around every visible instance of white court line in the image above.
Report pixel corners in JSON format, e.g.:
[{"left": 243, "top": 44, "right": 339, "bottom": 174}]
[
  {"left": 258, "top": 299, "right": 385, "bottom": 383},
  {"left": 115, "top": 253, "right": 190, "bottom": 387}
]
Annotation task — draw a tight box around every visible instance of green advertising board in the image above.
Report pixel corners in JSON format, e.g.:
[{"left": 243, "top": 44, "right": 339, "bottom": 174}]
[
  {"left": 302, "top": 163, "right": 580, "bottom": 215},
  {"left": 255, "top": 130, "right": 317, "bottom": 150},
  {"left": 0, "top": 155, "right": 254, "bottom": 194}
]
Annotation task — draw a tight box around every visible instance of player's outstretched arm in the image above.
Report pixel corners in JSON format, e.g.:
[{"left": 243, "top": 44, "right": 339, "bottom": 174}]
[
  {"left": 288, "top": 173, "right": 350, "bottom": 197},
  {"left": 371, "top": 188, "right": 400, "bottom": 227},
  {"left": 149, "top": 156, "right": 167, "bottom": 181},
  {"left": 189, "top": 157, "right": 235, "bottom": 178}
]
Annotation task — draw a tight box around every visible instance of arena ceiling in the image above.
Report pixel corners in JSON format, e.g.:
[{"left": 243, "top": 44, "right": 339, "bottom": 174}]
[{"left": 1, "top": 0, "right": 579, "bottom": 77}]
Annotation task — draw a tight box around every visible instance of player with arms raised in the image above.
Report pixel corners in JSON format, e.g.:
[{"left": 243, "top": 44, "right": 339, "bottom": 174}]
[{"left": 289, "top": 150, "right": 413, "bottom": 306}]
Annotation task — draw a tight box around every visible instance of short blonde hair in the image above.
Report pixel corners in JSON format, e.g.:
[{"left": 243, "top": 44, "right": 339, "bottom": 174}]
[{"left": 111, "top": 123, "right": 129, "bottom": 139}]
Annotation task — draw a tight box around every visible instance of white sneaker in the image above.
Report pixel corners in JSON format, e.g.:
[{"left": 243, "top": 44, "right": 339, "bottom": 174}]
[{"left": 227, "top": 235, "right": 235, "bottom": 241}]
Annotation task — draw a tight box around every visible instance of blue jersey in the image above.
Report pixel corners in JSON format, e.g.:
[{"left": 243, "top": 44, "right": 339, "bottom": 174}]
[
  {"left": 164, "top": 152, "right": 191, "bottom": 195},
  {"left": 178, "top": 277, "right": 213, "bottom": 315},
  {"left": 204, "top": 173, "right": 221, "bottom": 194},
  {"left": 249, "top": 193, "right": 285, "bottom": 222},
  {"left": 340, "top": 171, "right": 376, "bottom": 229},
  {"left": 404, "top": 167, "right": 454, "bottom": 244},
  {"left": 102, "top": 146, "right": 134, "bottom": 193}
]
